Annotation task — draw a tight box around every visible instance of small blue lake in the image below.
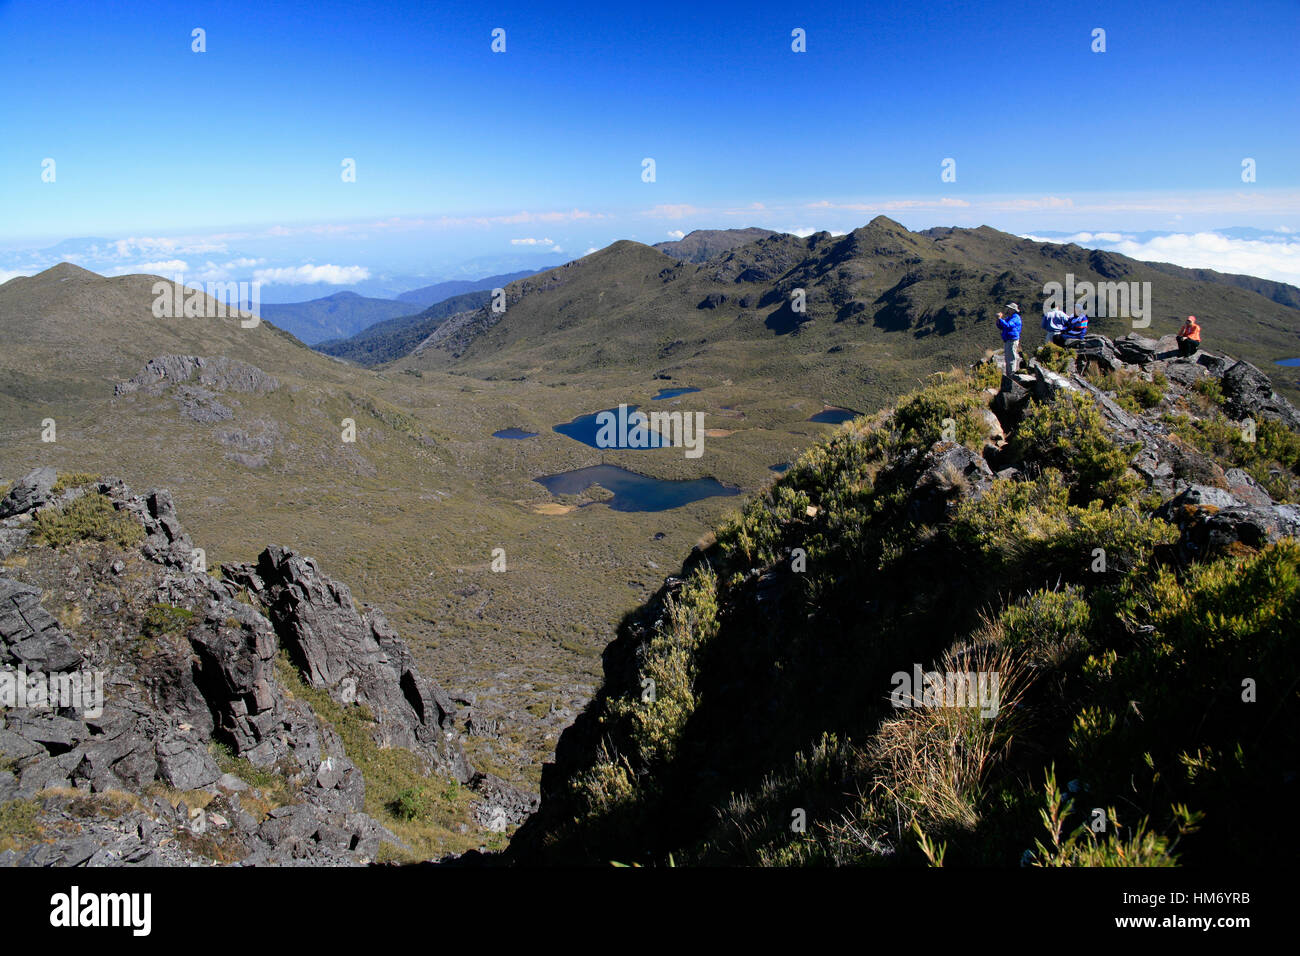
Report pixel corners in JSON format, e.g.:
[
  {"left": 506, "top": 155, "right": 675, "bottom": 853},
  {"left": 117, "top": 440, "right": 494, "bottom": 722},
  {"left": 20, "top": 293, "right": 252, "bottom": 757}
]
[
  {"left": 807, "top": 406, "right": 858, "bottom": 424},
  {"left": 493, "top": 428, "right": 538, "bottom": 439},
  {"left": 554, "top": 406, "right": 674, "bottom": 448},
  {"left": 1276, "top": 358, "right": 1300, "bottom": 367},
  {"left": 534, "top": 465, "right": 741, "bottom": 513},
  {"left": 651, "top": 386, "right": 701, "bottom": 400}
]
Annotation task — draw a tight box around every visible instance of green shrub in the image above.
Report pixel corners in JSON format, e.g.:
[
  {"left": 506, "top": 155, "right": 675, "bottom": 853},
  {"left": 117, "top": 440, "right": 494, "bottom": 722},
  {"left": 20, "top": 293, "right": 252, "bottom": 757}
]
[
  {"left": 142, "top": 603, "right": 195, "bottom": 640},
  {"left": 50, "top": 472, "right": 100, "bottom": 495},
  {"left": 32, "top": 493, "right": 144, "bottom": 548},
  {"left": 606, "top": 567, "right": 721, "bottom": 766},
  {"left": 1165, "top": 412, "right": 1300, "bottom": 502},
  {"left": 951, "top": 471, "right": 1177, "bottom": 582},
  {"left": 1025, "top": 767, "right": 1191, "bottom": 867},
  {"left": 391, "top": 786, "right": 432, "bottom": 821},
  {"left": 1035, "top": 344, "right": 1074, "bottom": 374},
  {"left": 1013, "top": 392, "right": 1142, "bottom": 505},
  {"left": 995, "top": 585, "right": 1092, "bottom": 664},
  {"left": 1097, "top": 370, "right": 1165, "bottom": 412}
]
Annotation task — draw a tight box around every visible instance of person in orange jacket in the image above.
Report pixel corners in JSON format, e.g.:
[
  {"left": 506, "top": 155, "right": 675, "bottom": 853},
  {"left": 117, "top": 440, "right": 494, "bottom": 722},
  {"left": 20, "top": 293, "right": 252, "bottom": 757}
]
[{"left": 1177, "top": 315, "right": 1202, "bottom": 357}]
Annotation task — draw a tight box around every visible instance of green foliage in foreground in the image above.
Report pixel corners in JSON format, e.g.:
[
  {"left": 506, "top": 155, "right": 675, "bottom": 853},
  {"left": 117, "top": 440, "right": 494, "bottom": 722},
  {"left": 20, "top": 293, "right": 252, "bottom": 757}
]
[
  {"left": 1165, "top": 411, "right": 1300, "bottom": 503},
  {"left": 526, "top": 367, "right": 1300, "bottom": 868}
]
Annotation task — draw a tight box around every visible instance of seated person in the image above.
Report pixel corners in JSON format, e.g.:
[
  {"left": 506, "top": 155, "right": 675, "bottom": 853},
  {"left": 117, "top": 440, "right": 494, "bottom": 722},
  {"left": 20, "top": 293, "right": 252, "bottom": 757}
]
[
  {"left": 1177, "top": 315, "right": 1202, "bottom": 356},
  {"left": 1053, "top": 305, "right": 1089, "bottom": 346}
]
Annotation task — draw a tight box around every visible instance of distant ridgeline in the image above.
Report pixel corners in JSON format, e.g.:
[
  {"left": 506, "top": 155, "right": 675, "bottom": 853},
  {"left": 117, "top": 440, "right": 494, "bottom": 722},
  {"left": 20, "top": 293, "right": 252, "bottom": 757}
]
[{"left": 380, "top": 219, "right": 1300, "bottom": 413}]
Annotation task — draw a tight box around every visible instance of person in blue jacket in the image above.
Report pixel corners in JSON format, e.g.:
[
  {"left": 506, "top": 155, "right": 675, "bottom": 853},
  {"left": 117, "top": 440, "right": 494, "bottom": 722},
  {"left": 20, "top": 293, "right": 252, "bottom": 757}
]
[
  {"left": 1056, "top": 304, "right": 1088, "bottom": 344},
  {"left": 997, "top": 302, "right": 1022, "bottom": 373}
]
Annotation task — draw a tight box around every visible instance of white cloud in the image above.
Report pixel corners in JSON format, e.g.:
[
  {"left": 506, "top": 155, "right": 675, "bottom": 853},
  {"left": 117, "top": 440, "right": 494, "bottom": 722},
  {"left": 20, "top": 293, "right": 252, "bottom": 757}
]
[
  {"left": 0, "top": 269, "right": 32, "bottom": 284},
  {"left": 112, "top": 237, "right": 228, "bottom": 257},
  {"left": 643, "top": 204, "right": 702, "bottom": 219},
  {"left": 252, "top": 264, "right": 370, "bottom": 285},
  {"left": 1026, "top": 231, "right": 1300, "bottom": 287},
  {"left": 666, "top": 230, "right": 685, "bottom": 239},
  {"left": 108, "top": 259, "right": 190, "bottom": 276},
  {"left": 510, "top": 237, "right": 555, "bottom": 246}
]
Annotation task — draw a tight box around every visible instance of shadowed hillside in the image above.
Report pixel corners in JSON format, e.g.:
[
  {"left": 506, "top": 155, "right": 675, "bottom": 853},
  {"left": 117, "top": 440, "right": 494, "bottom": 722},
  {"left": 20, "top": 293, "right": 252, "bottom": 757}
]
[
  {"left": 398, "top": 218, "right": 1300, "bottom": 410},
  {"left": 510, "top": 334, "right": 1300, "bottom": 866}
]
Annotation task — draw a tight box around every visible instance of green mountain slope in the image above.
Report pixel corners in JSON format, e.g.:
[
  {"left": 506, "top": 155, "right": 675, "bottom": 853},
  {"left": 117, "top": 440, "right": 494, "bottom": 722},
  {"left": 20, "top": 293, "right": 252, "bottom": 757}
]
[
  {"left": 316, "top": 291, "right": 489, "bottom": 365},
  {"left": 399, "top": 218, "right": 1300, "bottom": 409}
]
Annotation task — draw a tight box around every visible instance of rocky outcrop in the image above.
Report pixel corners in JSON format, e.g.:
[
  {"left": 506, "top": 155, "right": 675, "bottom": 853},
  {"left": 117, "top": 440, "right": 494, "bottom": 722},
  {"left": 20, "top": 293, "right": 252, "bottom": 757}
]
[
  {"left": 0, "top": 476, "right": 482, "bottom": 867},
  {"left": 221, "top": 547, "right": 471, "bottom": 783},
  {"left": 1221, "top": 360, "right": 1300, "bottom": 430},
  {"left": 115, "top": 355, "right": 279, "bottom": 397},
  {"left": 0, "top": 467, "right": 57, "bottom": 519}
]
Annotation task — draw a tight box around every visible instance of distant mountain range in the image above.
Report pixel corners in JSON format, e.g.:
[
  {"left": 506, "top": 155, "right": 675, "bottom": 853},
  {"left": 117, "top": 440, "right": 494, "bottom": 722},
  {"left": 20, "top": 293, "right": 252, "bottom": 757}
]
[
  {"left": 260, "top": 269, "right": 541, "bottom": 345},
  {"left": 389, "top": 219, "right": 1300, "bottom": 409},
  {"left": 259, "top": 291, "right": 417, "bottom": 345},
  {"left": 652, "top": 228, "right": 779, "bottom": 263},
  {"left": 393, "top": 270, "right": 539, "bottom": 308}
]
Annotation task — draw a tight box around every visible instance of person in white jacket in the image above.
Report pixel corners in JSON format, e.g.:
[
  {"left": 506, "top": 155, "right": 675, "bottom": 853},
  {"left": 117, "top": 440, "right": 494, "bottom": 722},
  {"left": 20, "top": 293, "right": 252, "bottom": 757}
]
[{"left": 1042, "top": 306, "right": 1068, "bottom": 346}]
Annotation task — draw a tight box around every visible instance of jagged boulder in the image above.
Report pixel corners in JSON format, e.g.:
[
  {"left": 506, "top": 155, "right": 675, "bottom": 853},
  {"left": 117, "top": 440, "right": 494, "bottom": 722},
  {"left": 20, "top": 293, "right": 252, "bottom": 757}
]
[
  {"left": 1161, "top": 357, "right": 1210, "bottom": 391},
  {"left": 990, "top": 374, "right": 1031, "bottom": 429},
  {"left": 909, "top": 441, "right": 995, "bottom": 524},
  {"left": 0, "top": 473, "right": 483, "bottom": 866},
  {"left": 0, "top": 467, "right": 57, "bottom": 518},
  {"left": 115, "top": 355, "right": 279, "bottom": 397},
  {"left": 225, "top": 546, "right": 472, "bottom": 782},
  {"left": 0, "top": 578, "right": 84, "bottom": 672},
  {"left": 1112, "top": 333, "right": 1162, "bottom": 365},
  {"left": 470, "top": 772, "right": 540, "bottom": 831},
  {"left": 1074, "top": 335, "right": 1121, "bottom": 373},
  {"left": 1221, "top": 361, "right": 1300, "bottom": 429},
  {"left": 1225, "top": 468, "right": 1274, "bottom": 507}
]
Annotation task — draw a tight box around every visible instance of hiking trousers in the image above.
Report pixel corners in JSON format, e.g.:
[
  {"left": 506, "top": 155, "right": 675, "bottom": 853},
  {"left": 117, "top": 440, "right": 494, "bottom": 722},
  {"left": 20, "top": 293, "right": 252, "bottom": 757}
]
[{"left": 1004, "top": 338, "right": 1020, "bottom": 373}]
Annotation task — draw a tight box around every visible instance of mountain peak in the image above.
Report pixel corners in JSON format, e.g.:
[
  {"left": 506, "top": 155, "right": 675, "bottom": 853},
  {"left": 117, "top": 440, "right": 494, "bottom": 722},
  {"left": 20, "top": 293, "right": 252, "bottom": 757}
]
[{"left": 39, "top": 261, "right": 99, "bottom": 281}]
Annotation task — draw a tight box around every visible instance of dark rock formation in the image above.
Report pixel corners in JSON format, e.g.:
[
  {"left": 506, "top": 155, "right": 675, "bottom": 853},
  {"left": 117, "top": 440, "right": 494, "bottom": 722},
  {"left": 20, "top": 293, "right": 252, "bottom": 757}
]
[
  {"left": 0, "top": 467, "right": 57, "bottom": 519},
  {"left": 0, "top": 475, "right": 486, "bottom": 867}
]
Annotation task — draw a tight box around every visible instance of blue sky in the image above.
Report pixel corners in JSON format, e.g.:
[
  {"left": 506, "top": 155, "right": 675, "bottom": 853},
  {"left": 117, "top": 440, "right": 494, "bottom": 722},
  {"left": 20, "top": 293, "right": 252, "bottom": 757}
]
[{"left": 1, "top": 0, "right": 1298, "bottom": 294}]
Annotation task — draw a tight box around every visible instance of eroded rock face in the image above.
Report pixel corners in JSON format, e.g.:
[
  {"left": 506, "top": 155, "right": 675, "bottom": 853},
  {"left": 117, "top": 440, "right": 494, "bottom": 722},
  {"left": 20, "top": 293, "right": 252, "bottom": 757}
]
[
  {"left": 223, "top": 546, "right": 472, "bottom": 783},
  {"left": 0, "top": 476, "right": 484, "bottom": 866}
]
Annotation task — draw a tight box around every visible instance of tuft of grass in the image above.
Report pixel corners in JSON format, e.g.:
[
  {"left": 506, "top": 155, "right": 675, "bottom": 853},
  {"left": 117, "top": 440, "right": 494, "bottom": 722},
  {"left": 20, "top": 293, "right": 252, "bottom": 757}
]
[
  {"left": 0, "top": 799, "right": 43, "bottom": 854},
  {"left": 141, "top": 603, "right": 195, "bottom": 640},
  {"left": 50, "top": 471, "right": 101, "bottom": 495},
  {"left": 32, "top": 492, "right": 144, "bottom": 548}
]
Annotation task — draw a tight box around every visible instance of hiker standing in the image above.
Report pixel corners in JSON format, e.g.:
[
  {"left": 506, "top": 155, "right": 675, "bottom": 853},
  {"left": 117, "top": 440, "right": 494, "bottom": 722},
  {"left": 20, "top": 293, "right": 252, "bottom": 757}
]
[
  {"left": 1042, "top": 304, "right": 1068, "bottom": 346},
  {"left": 997, "top": 303, "right": 1022, "bottom": 373},
  {"left": 1177, "top": 315, "right": 1202, "bottom": 356}
]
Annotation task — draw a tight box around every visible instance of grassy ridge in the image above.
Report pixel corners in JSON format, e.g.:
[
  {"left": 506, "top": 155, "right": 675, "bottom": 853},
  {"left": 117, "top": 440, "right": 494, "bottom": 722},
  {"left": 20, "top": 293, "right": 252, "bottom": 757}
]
[{"left": 515, "top": 363, "right": 1300, "bottom": 866}]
